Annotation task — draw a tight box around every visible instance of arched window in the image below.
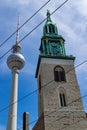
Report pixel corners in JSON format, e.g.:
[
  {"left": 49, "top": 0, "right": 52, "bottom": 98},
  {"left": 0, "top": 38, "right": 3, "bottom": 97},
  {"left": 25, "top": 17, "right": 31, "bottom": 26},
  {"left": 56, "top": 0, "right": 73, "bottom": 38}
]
[
  {"left": 54, "top": 66, "right": 66, "bottom": 82},
  {"left": 52, "top": 26, "right": 55, "bottom": 33},
  {"left": 45, "top": 26, "right": 47, "bottom": 33},
  {"left": 59, "top": 88, "right": 67, "bottom": 107},
  {"left": 49, "top": 24, "right": 55, "bottom": 34},
  {"left": 49, "top": 26, "right": 51, "bottom": 33}
]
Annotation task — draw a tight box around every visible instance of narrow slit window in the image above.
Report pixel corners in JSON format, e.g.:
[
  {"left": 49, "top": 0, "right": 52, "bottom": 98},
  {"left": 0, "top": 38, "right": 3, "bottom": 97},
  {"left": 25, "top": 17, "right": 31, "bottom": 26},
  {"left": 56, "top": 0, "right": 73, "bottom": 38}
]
[
  {"left": 60, "top": 93, "right": 66, "bottom": 107},
  {"left": 39, "top": 75, "right": 41, "bottom": 93},
  {"left": 46, "top": 26, "right": 47, "bottom": 33},
  {"left": 52, "top": 26, "right": 55, "bottom": 33},
  {"left": 49, "top": 26, "right": 51, "bottom": 33}
]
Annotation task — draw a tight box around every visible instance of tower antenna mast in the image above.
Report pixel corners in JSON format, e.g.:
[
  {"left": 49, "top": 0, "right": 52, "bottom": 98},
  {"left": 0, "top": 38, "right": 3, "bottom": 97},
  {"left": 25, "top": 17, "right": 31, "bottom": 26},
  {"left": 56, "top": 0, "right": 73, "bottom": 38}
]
[{"left": 16, "top": 16, "right": 20, "bottom": 44}]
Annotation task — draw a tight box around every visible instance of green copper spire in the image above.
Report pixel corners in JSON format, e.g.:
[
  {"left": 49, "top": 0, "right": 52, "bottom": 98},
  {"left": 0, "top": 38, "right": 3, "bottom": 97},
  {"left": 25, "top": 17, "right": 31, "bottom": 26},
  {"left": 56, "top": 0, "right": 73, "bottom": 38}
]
[
  {"left": 43, "top": 10, "right": 58, "bottom": 36},
  {"left": 47, "top": 10, "right": 51, "bottom": 22},
  {"left": 40, "top": 11, "right": 66, "bottom": 57}
]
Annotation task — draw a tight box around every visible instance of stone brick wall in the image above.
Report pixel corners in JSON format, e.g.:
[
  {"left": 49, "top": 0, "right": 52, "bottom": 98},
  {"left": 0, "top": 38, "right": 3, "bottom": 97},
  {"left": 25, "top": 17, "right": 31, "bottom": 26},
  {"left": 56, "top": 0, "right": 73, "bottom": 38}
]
[{"left": 33, "top": 58, "right": 87, "bottom": 130}]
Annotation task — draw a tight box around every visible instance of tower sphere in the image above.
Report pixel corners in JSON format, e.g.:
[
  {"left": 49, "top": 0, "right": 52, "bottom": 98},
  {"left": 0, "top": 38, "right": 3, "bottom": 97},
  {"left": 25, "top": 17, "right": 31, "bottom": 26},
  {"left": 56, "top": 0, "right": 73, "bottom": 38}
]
[{"left": 7, "top": 51, "right": 25, "bottom": 70}]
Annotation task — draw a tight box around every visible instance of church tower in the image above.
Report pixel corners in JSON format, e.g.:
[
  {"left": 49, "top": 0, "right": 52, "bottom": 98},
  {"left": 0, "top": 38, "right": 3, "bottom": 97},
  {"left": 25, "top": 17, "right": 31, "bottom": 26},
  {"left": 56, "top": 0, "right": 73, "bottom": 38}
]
[{"left": 33, "top": 11, "right": 87, "bottom": 130}]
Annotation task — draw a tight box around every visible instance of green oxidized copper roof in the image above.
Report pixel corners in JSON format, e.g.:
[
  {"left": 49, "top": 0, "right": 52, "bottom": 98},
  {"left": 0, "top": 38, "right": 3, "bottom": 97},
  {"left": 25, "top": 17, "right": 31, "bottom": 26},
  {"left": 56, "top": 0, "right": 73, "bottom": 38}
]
[
  {"left": 41, "top": 10, "right": 66, "bottom": 57},
  {"left": 43, "top": 10, "right": 58, "bottom": 36}
]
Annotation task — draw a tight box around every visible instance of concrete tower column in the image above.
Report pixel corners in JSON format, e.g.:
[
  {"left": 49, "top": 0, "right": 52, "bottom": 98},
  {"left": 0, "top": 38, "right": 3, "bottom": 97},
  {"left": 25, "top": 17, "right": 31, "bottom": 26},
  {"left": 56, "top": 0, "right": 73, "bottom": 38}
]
[{"left": 6, "top": 68, "right": 19, "bottom": 130}]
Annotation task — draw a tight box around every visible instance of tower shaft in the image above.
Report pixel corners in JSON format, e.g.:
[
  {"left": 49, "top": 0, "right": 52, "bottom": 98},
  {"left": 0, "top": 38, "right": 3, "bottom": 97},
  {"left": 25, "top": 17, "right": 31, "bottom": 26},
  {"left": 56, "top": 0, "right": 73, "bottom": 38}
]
[{"left": 6, "top": 68, "right": 19, "bottom": 130}]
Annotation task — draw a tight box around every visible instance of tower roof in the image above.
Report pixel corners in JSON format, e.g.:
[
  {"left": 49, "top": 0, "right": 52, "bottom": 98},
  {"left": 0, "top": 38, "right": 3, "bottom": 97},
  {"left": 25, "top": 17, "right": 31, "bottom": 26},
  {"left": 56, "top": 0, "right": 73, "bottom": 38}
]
[{"left": 43, "top": 10, "right": 58, "bottom": 36}]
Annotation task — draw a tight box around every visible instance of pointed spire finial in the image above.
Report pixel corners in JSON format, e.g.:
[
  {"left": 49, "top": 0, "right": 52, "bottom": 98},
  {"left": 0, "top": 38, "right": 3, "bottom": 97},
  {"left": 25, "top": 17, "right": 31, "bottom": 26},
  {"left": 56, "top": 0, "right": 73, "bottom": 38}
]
[
  {"left": 16, "top": 16, "right": 20, "bottom": 45},
  {"left": 47, "top": 10, "right": 51, "bottom": 22}
]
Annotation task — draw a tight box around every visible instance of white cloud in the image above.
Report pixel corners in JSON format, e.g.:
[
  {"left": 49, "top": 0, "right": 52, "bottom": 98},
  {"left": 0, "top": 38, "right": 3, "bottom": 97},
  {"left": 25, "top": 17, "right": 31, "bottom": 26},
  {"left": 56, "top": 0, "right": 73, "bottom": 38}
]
[
  {"left": 73, "top": 0, "right": 87, "bottom": 16},
  {"left": 17, "top": 0, "right": 30, "bottom": 6},
  {"left": 1, "top": 0, "right": 30, "bottom": 6}
]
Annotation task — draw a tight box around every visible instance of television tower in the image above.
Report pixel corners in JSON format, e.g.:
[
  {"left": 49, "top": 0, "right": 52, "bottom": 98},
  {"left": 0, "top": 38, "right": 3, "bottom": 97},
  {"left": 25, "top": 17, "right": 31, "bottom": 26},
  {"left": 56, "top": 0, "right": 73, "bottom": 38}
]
[{"left": 6, "top": 17, "right": 25, "bottom": 130}]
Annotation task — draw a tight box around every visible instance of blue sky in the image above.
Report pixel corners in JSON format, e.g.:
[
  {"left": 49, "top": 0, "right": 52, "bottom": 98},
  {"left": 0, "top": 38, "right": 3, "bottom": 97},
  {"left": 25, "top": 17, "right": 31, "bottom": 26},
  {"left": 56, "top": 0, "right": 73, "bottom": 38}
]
[{"left": 0, "top": 0, "right": 87, "bottom": 129}]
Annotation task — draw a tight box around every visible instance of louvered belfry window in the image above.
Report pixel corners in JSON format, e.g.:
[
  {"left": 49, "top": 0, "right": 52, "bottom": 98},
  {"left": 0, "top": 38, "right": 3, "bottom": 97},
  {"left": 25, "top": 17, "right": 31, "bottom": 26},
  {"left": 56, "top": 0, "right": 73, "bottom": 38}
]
[{"left": 54, "top": 66, "right": 66, "bottom": 82}]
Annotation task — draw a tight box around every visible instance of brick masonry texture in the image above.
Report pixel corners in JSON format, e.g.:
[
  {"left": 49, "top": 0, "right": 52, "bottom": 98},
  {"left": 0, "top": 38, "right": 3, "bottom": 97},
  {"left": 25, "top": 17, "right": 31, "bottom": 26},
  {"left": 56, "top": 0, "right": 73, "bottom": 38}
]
[{"left": 33, "top": 58, "right": 87, "bottom": 130}]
